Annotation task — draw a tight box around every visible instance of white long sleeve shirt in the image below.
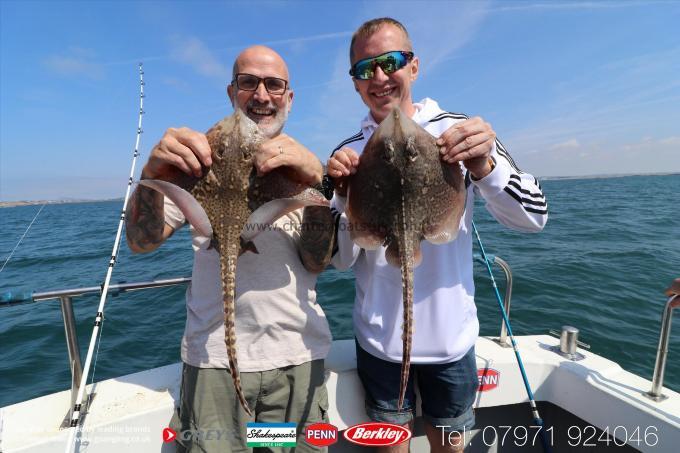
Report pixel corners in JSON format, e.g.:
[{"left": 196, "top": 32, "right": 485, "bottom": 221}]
[{"left": 330, "top": 98, "right": 547, "bottom": 364}]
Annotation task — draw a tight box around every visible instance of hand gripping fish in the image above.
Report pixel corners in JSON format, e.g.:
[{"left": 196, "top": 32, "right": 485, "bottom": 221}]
[
  {"left": 345, "top": 107, "right": 466, "bottom": 411},
  {"left": 136, "top": 110, "right": 329, "bottom": 416}
]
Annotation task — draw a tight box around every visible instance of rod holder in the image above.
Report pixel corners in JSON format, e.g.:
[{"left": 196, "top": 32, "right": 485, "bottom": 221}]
[{"left": 60, "top": 296, "right": 82, "bottom": 417}]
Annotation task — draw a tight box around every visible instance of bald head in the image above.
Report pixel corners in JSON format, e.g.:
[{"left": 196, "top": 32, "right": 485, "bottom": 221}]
[
  {"left": 232, "top": 45, "right": 289, "bottom": 82},
  {"left": 227, "top": 45, "right": 293, "bottom": 138}
]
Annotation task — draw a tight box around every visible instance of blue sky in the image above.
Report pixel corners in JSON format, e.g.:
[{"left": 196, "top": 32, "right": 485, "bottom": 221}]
[{"left": 1, "top": 0, "right": 679, "bottom": 201}]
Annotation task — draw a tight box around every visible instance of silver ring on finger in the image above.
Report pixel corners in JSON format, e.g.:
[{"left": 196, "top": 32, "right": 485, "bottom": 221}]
[{"left": 278, "top": 145, "right": 284, "bottom": 155}]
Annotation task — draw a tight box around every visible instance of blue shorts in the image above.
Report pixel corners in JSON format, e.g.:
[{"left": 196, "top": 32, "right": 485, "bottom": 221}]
[{"left": 355, "top": 340, "right": 477, "bottom": 432}]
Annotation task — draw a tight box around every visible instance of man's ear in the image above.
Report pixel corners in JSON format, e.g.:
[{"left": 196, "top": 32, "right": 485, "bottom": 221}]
[
  {"left": 410, "top": 56, "right": 419, "bottom": 82},
  {"left": 227, "top": 84, "right": 235, "bottom": 108},
  {"left": 287, "top": 89, "right": 294, "bottom": 113}
]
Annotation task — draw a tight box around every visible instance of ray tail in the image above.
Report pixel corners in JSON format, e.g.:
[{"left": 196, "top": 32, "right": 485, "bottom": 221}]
[
  {"left": 397, "top": 191, "right": 415, "bottom": 412},
  {"left": 221, "top": 252, "right": 252, "bottom": 416}
]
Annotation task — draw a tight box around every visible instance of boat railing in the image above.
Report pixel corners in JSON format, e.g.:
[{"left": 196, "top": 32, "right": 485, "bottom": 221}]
[
  {"left": 0, "top": 256, "right": 514, "bottom": 409},
  {"left": 473, "top": 253, "right": 513, "bottom": 347},
  {"left": 645, "top": 294, "right": 680, "bottom": 402},
  {"left": 0, "top": 277, "right": 191, "bottom": 412}
]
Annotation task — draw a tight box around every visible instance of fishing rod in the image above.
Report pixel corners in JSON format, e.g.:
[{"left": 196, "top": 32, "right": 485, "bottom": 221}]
[
  {"left": 63, "top": 63, "right": 145, "bottom": 453},
  {"left": 472, "top": 221, "right": 553, "bottom": 453},
  {"left": 0, "top": 203, "right": 46, "bottom": 274}
]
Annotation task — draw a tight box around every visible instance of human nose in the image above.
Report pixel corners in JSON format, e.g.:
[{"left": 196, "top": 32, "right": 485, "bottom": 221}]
[
  {"left": 253, "top": 80, "right": 271, "bottom": 101},
  {"left": 371, "top": 64, "right": 389, "bottom": 82}
]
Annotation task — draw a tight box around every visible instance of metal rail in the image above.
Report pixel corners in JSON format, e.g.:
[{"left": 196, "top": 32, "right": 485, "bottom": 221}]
[
  {"left": 473, "top": 253, "right": 513, "bottom": 346},
  {"left": 0, "top": 277, "right": 191, "bottom": 410},
  {"left": 645, "top": 295, "right": 680, "bottom": 402}
]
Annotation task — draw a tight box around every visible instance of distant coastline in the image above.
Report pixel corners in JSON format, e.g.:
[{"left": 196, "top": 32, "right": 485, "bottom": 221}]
[
  {"left": 539, "top": 171, "right": 679, "bottom": 181},
  {"left": 0, "top": 198, "right": 124, "bottom": 208},
  {"left": 1, "top": 172, "right": 677, "bottom": 207}
]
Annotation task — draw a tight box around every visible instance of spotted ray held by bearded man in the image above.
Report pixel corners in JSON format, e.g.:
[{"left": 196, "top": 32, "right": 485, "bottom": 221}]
[
  {"left": 136, "top": 109, "right": 329, "bottom": 415},
  {"left": 345, "top": 107, "right": 466, "bottom": 410}
]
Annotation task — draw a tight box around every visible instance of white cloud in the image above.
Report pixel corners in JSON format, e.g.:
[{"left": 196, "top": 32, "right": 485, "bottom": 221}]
[
  {"left": 260, "top": 31, "right": 353, "bottom": 48},
  {"left": 517, "top": 135, "right": 680, "bottom": 177},
  {"left": 550, "top": 139, "right": 581, "bottom": 150},
  {"left": 169, "top": 36, "right": 230, "bottom": 79},
  {"left": 43, "top": 47, "right": 104, "bottom": 79},
  {"left": 161, "top": 76, "right": 191, "bottom": 90},
  {"left": 489, "top": 0, "right": 668, "bottom": 13},
  {"left": 659, "top": 136, "right": 680, "bottom": 146}
]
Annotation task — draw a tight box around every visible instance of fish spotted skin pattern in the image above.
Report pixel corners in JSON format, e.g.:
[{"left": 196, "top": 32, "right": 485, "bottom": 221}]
[
  {"left": 142, "top": 110, "right": 328, "bottom": 416},
  {"left": 346, "top": 107, "right": 466, "bottom": 411}
]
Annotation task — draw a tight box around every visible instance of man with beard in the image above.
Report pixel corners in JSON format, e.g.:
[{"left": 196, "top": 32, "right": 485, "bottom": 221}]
[{"left": 126, "top": 46, "right": 334, "bottom": 452}]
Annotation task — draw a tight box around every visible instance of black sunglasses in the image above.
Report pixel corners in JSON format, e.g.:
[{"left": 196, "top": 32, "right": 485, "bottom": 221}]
[
  {"left": 232, "top": 73, "right": 288, "bottom": 95},
  {"left": 349, "top": 51, "right": 414, "bottom": 80}
]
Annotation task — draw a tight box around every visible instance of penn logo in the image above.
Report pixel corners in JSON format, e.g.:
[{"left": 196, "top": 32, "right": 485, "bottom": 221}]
[
  {"left": 304, "top": 423, "right": 338, "bottom": 446},
  {"left": 343, "top": 422, "right": 411, "bottom": 447},
  {"left": 477, "top": 368, "right": 500, "bottom": 392}
]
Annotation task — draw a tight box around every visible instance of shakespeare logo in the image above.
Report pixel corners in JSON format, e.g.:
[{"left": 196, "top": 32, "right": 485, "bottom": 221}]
[{"left": 246, "top": 422, "right": 296, "bottom": 448}]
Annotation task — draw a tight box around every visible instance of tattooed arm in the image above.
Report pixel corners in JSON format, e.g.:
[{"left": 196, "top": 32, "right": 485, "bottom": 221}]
[
  {"left": 298, "top": 205, "right": 335, "bottom": 274},
  {"left": 126, "top": 127, "right": 212, "bottom": 253},
  {"left": 125, "top": 182, "right": 175, "bottom": 253}
]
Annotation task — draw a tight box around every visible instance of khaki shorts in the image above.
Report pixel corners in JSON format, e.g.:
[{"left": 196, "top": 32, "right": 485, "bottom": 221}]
[{"left": 170, "top": 359, "right": 329, "bottom": 453}]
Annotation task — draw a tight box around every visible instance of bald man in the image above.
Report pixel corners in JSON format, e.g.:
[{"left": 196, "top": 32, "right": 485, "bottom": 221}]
[{"left": 126, "top": 46, "right": 334, "bottom": 452}]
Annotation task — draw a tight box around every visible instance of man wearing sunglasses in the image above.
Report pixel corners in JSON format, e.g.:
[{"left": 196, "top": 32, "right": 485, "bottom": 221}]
[
  {"left": 126, "top": 45, "right": 334, "bottom": 452},
  {"left": 327, "top": 18, "right": 548, "bottom": 453}
]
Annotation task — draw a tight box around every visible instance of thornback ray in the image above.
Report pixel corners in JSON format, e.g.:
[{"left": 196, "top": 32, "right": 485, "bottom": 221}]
[
  {"left": 135, "top": 109, "right": 329, "bottom": 416},
  {"left": 345, "top": 107, "right": 466, "bottom": 411}
]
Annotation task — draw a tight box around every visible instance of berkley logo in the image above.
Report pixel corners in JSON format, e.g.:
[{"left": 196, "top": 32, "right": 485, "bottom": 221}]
[
  {"left": 304, "top": 422, "right": 338, "bottom": 446},
  {"left": 343, "top": 422, "right": 411, "bottom": 446},
  {"left": 477, "top": 368, "right": 500, "bottom": 392}
]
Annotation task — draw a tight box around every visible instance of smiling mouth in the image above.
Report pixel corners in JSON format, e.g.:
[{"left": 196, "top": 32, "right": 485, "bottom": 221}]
[
  {"left": 248, "top": 106, "right": 276, "bottom": 117},
  {"left": 372, "top": 87, "right": 395, "bottom": 98}
]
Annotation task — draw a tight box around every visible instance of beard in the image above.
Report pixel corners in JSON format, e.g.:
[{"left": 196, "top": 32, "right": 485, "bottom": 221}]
[{"left": 244, "top": 98, "right": 289, "bottom": 139}]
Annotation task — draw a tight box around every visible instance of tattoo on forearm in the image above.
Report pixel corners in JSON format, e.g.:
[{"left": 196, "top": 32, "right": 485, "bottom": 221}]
[
  {"left": 299, "top": 206, "right": 335, "bottom": 273},
  {"left": 125, "top": 186, "right": 166, "bottom": 252}
]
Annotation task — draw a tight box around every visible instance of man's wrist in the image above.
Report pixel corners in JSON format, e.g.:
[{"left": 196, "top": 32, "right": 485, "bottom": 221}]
[
  {"left": 140, "top": 165, "right": 154, "bottom": 180},
  {"left": 470, "top": 156, "right": 496, "bottom": 181}
]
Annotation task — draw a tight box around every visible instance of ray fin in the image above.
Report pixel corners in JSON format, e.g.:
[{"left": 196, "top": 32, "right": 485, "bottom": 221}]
[
  {"left": 137, "top": 179, "right": 213, "bottom": 238},
  {"left": 241, "top": 190, "right": 329, "bottom": 242}
]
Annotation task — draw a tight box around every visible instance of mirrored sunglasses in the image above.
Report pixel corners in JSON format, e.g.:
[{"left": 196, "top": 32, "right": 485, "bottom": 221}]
[
  {"left": 349, "top": 51, "right": 414, "bottom": 80},
  {"left": 232, "top": 73, "right": 288, "bottom": 95}
]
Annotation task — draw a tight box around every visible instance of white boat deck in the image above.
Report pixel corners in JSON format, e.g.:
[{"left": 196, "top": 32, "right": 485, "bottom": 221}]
[{"left": 1, "top": 336, "right": 678, "bottom": 452}]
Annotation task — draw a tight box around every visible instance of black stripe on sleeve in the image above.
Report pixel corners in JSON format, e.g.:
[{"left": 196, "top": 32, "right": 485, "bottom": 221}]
[
  {"left": 495, "top": 139, "right": 522, "bottom": 174},
  {"left": 503, "top": 187, "right": 548, "bottom": 217},
  {"left": 331, "top": 131, "right": 363, "bottom": 156},
  {"left": 428, "top": 112, "right": 469, "bottom": 123},
  {"left": 503, "top": 186, "right": 546, "bottom": 207},
  {"left": 524, "top": 206, "right": 549, "bottom": 215},
  {"left": 507, "top": 179, "right": 545, "bottom": 200}
]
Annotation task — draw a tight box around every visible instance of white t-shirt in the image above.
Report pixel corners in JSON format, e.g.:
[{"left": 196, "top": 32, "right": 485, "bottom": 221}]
[
  {"left": 165, "top": 199, "right": 332, "bottom": 371},
  {"left": 330, "top": 98, "right": 548, "bottom": 364}
]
